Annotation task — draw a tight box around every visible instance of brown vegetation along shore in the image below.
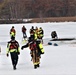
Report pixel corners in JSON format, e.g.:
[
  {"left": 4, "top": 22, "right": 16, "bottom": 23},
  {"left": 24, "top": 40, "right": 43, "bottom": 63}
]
[
  {"left": 0, "top": 17, "right": 76, "bottom": 24},
  {"left": 0, "top": 19, "right": 26, "bottom": 24},
  {"left": 31, "top": 17, "right": 76, "bottom": 23}
]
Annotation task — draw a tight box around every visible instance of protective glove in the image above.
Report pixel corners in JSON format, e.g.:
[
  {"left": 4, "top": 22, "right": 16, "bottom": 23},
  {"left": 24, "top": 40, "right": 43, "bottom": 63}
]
[
  {"left": 21, "top": 46, "right": 24, "bottom": 50},
  {"left": 41, "top": 52, "right": 44, "bottom": 54},
  {"left": 31, "top": 54, "right": 33, "bottom": 57},
  {"left": 6, "top": 53, "right": 9, "bottom": 57},
  {"left": 17, "top": 52, "right": 20, "bottom": 55}
]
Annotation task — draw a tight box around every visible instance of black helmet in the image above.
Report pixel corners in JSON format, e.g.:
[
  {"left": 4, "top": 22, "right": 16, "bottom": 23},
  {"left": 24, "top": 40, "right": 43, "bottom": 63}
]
[
  {"left": 28, "top": 35, "right": 34, "bottom": 43},
  {"left": 12, "top": 26, "right": 14, "bottom": 28},
  {"left": 31, "top": 26, "right": 34, "bottom": 29}
]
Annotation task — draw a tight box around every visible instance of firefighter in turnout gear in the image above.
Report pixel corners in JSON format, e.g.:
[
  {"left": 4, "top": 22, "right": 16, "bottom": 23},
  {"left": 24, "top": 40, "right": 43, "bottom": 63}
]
[
  {"left": 6, "top": 36, "right": 20, "bottom": 70},
  {"left": 10, "top": 26, "right": 16, "bottom": 38},
  {"left": 21, "top": 30, "right": 44, "bottom": 69}
]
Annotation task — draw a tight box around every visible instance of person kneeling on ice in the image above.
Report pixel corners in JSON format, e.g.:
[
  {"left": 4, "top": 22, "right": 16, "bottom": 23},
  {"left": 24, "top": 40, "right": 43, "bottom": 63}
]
[
  {"left": 51, "top": 31, "right": 58, "bottom": 39},
  {"left": 21, "top": 36, "right": 44, "bottom": 69},
  {"left": 6, "top": 36, "right": 20, "bottom": 70}
]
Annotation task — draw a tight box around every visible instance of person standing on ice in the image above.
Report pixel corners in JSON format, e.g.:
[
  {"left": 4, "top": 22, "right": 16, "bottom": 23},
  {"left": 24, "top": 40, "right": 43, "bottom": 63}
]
[
  {"left": 29, "top": 26, "right": 35, "bottom": 35},
  {"left": 21, "top": 30, "right": 44, "bottom": 69},
  {"left": 22, "top": 25, "right": 27, "bottom": 40},
  {"left": 10, "top": 26, "right": 16, "bottom": 38},
  {"left": 6, "top": 36, "right": 20, "bottom": 70}
]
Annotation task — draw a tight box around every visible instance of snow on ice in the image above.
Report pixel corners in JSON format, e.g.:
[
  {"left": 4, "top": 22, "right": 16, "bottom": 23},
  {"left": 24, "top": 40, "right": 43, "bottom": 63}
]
[{"left": 0, "top": 22, "right": 76, "bottom": 75}]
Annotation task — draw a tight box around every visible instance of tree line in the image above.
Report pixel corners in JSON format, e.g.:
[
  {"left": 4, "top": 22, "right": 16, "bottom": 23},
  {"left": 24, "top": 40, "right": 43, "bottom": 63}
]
[{"left": 0, "top": 0, "right": 76, "bottom": 20}]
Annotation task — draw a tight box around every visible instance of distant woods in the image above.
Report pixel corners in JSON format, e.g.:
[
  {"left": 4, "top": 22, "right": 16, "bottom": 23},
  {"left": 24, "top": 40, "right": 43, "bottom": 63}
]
[{"left": 0, "top": 0, "right": 76, "bottom": 20}]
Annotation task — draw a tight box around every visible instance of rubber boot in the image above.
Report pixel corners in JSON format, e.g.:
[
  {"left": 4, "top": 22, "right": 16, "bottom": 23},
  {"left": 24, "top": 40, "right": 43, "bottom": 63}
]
[
  {"left": 13, "top": 64, "right": 16, "bottom": 70},
  {"left": 34, "top": 65, "right": 37, "bottom": 69},
  {"left": 37, "top": 64, "right": 40, "bottom": 67}
]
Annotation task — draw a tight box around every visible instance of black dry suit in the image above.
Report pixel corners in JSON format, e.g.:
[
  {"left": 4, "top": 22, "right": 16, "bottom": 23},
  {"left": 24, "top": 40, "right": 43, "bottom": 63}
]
[
  {"left": 51, "top": 31, "right": 58, "bottom": 39},
  {"left": 7, "top": 39, "right": 20, "bottom": 70}
]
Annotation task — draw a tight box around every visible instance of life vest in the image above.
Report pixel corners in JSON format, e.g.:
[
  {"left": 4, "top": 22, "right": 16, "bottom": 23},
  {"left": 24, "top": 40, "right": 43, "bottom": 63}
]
[
  {"left": 7, "top": 40, "right": 20, "bottom": 54},
  {"left": 10, "top": 29, "right": 16, "bottom": 37},
  {"left": 10, "top": 29, "right": 15, "bottom": 33},
  {"left": 38, "top": 43, "right": 44, "bottom": 54},
  {"left": 9, "top": 42, "right": 18, "bottom": 50},
  {"left": 36, "top": 41, "right": 44, "bottom": 54}
]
